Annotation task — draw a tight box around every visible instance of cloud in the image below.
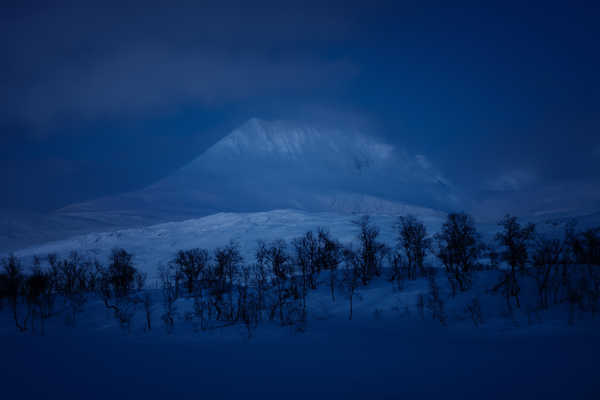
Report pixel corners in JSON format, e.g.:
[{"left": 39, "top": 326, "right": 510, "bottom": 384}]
[
  {"left": 1, "top": 1, "right": 360, "bottom": 132},
  {"left": 19, "top": 48, "right": 357, "bottom": 125},
  {"left": 473, "top": 179, "right": 600, "bottom": 220},
  {"left": 485, "top": 169, "right": 536, "bottom": 192},
  {"left": 415, "top": 154, "right": 432, "bottom": 170}
]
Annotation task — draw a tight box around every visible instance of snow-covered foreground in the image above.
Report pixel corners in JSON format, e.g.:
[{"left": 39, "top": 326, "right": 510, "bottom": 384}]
[
  {"left": 3, "top": 319, "right": 599, "bottom": 399},
  {"left": 1, "top": 270, "right": 599, "bottom": 399},
  {"left": 3, "top": 209, "right": 600, "bottom": 399}
]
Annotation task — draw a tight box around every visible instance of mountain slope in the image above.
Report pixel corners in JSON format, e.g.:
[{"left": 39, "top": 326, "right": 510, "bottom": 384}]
[{"left": 62, "top": 118, "right": 459, "bottom": 217}]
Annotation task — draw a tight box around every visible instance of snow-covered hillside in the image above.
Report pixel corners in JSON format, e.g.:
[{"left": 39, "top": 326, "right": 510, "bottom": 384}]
[
  {"left": 10, "top": 206, "right": 599, "bottom": 278},
  {"left": 12, "top": 209, "right": 445, "bottom": 279}
]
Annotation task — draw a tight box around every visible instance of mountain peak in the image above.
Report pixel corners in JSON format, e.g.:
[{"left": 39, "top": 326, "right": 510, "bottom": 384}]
[{"left": 203, "top": 118, "right": 394, "bottom": 167}]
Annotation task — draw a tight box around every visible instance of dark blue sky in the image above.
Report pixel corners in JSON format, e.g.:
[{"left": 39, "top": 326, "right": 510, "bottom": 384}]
[{"left": 1, "top": 1, "right": 599, "bottom": 213}]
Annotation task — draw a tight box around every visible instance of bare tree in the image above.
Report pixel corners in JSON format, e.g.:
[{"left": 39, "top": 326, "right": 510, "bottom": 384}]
[
  {"left": 496, "top": 215, "right": 536, "bottom": 273},
  {"left": 396, "top": 215, "right": 431, "bottom": 280},
  {"left": 213, "top": 242, "right": 243, "bottom": 321},
  {"left": 97, "top": 248, "right": 145, "bottom": 332},
  {"left": 172, "top": 248, "right": 210, "bottom": 296},
  {"left": 159, "top": 264, "right": 178, "bottom": 333},
  {"left": 1, "top": 255, "right": 28, "bottom": 332},
  {"left": 572, "top": 227, "right": 600, "bottom": 314},
  {"left": 257, "top": 240, "right": 292, "bottom": 324},
  {"left": 291, "top": 228, "right": 342, "bottom": 307},
  {"left": 352, "top": 216, "right": 387, "bottom": 285},
  {"left": 293, "top": 231, "right": 318, "bottom": 310},
  {"left": 237, "top": 265, "right": 259, "bottom": 337},
  {"left": 434, "top": 213, "right": 483, "bottom": 295},
  {"left": 49, "top": 251, "right": 94, "bottom": 326},
  {"left": 341, "top": 246, "right": 363, "bottom": 320},
  {"left": 560, "top": 222, "right": 579, "bottom": 306},
  {"left": 25, "top": 262, "right": 56, "bottom": 334},
  {"left": 253, "top": 262, "right": 269, "bottom": 322},
  {"left": 532, "top": 236, "right": 563, "bottom": 309},
  {"left": 317, "top": 228, "right": 342, "bottom": 302},
  {"left": 493, "top": 215, "right": 535, "bottom": 309}
]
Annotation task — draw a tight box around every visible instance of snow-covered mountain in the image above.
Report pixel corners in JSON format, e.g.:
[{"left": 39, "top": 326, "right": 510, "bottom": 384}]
[
  {"left": 61, "top": 118, "right": 458, "bottom": 217},
  {"left": 1, "top": 118, "right": 457, "bottom": 251}
]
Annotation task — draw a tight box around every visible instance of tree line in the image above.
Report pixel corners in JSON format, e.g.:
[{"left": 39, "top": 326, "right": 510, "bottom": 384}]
[{"left": 1, "top": 213, "right": 599, "bottom": 335}]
